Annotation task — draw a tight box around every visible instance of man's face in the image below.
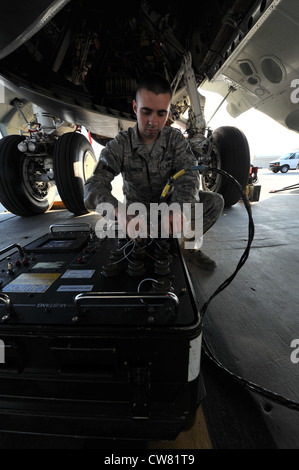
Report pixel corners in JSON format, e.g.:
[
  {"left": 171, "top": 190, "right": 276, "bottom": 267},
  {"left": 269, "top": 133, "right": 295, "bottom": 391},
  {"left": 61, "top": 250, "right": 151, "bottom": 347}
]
[{"left": 133, "top": 89, "right": 171, "bottom": 144}]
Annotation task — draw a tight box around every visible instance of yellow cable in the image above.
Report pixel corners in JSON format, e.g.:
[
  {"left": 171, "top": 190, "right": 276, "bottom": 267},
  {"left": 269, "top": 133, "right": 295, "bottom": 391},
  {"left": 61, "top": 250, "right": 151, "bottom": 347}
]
[{"left": 161, "top": 169, "right": 186, "bottom": 199}]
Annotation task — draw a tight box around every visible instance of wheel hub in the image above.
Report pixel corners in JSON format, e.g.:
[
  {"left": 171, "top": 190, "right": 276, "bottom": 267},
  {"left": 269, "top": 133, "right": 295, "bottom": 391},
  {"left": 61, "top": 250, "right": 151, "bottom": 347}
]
[
  {"left": 23, "top": 157, "right": 52, "bottom": 202},
  {"left": 202, "top": 145, "right": 222, "bottom": 193}
]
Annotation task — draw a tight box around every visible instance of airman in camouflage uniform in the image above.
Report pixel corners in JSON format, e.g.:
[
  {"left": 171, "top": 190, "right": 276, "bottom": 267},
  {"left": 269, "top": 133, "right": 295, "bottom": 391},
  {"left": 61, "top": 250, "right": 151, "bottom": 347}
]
[
  {"left": 84, "top": 73, "right": 224, "bottom": 270},
  {"left": 84, "top": 123, "right": 199, "bottom": 211}
]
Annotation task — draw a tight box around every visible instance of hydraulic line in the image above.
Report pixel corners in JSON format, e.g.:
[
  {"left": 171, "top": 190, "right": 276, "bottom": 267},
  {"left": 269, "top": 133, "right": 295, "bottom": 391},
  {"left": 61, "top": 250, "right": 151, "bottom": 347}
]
[{"left": 206, "top": 86, "right": 236, "bottom": 126}]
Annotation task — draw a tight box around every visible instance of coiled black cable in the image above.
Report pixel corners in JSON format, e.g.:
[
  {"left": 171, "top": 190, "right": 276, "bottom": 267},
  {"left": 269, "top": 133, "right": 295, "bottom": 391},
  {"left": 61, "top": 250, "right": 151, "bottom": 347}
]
[
  {"left": 197, "top": 167, "right": 255, "bottom": 320},
  {"left": 195, "top": 166, "right": 299, "bottom": 412},
  {"left": 162, "top": 164, "right": 299, "bottom": 411}
]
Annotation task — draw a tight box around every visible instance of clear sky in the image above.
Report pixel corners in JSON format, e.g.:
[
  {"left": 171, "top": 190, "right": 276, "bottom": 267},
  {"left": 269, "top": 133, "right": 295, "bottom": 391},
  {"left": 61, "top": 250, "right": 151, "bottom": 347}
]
[{"left": 200, "top": 89, "right": 299, "bottom": 159}]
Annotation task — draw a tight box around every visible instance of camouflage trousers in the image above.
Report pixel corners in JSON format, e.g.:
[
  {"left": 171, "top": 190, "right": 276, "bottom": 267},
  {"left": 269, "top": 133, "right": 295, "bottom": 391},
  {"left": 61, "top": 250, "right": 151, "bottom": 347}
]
[
  {"left": 198, "top": 190, "right": 224, "bottom": 235},
  {"left": 180, "top": 190, "right": 224, "bottom": 248}
]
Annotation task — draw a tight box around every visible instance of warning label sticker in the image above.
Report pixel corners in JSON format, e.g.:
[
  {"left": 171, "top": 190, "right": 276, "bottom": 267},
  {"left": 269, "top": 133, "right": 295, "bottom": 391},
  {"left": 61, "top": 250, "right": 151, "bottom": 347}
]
[
  {"left": 57, "top": 285, "right": 94, "bottom": 292},
  {"left": 3, "top": 273, "right": 61, "bottom": 293},
  {"left": 61, "top": 270, "right": 95, "bottom": 279},
  {"left": 32, "top": 262, "right": 65, "bottom": 270}
]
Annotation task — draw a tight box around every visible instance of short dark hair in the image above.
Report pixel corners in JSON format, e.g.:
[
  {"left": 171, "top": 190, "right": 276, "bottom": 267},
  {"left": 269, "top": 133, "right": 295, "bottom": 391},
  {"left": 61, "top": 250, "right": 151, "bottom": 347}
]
[{"left": 136, "top": 73, "right": 172, "bottom": 99}]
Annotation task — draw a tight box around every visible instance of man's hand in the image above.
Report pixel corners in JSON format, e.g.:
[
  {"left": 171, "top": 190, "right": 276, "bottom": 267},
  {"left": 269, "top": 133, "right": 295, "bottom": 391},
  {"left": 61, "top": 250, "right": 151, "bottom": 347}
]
[
  {"left": 115, "top": 203, "right": 148, "bottom": 240},
  {"left": 161, "top": 210, "right": 186, "bottom": 237},
  {"left": 115, "top": 204, "right": 186, "bottom": 240}
]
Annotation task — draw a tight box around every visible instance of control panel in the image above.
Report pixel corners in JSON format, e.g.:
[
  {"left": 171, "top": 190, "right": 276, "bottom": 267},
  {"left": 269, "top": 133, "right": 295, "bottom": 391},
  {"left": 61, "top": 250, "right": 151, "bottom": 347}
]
[{"left": 0, "top": 223, "right": 199, "bottom": 327}]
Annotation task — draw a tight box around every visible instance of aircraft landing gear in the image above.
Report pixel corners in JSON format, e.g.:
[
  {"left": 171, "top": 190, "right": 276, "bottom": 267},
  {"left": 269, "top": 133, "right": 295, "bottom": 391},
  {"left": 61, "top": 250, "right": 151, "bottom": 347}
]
[
  {"left": 0, "top": 135, "right": 56, "bottom": 216},
  {"left": 171, "top": 54, "right": 250, "bottom": 206},
  {"left": 53, "top": 132, "right": 96, "bottom": 216},
  {"left": 0, "top": 106, "right": 96, "bottom": 217},
  {"left": 202, "top": 126, "right": 250, "bottom": 207}
]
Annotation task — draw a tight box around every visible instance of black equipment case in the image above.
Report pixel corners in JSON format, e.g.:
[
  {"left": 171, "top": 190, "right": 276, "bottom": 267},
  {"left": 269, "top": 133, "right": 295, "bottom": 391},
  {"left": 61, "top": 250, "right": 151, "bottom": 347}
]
[{"left": 0, "top": 224, "right": 205, "bottom": 441}]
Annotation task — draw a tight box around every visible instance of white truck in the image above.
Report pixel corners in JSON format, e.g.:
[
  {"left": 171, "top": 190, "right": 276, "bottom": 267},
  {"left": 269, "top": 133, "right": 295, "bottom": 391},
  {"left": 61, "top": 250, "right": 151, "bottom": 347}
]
[{"left": 269, "top": 151, "right": 299, "bottom": 173}]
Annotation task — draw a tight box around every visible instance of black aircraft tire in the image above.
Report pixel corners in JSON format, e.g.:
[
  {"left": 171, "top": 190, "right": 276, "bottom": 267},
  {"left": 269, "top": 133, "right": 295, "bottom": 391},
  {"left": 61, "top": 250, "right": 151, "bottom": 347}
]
[
  {"left": 53, "top": 132, "right": 96, "bottom": 216},
  {"left": 0, "top": 135, "right": 56, "bottom": 216},
  {"left": 203, "top": 126, "right": 250, "bottom": 207}
]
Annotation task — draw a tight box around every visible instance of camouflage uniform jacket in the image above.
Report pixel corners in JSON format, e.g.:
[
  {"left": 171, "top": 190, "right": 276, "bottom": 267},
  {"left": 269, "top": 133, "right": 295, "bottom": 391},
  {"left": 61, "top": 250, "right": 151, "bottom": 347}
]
[{"left": 84, "top": 124, "right": 200, "bottom": 211}]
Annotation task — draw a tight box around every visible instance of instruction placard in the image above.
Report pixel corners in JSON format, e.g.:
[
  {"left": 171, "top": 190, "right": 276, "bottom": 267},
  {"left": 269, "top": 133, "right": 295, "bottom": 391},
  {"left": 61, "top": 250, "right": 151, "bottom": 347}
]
[
  {"left": 3, "top": 273, "right": 61, "bottom": 293},
  {"left": 57, "top": 285, "right": 94, "bottom": 292},
  {"left": 61, "top": 270, "right": 95, "bottom": 279}
]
